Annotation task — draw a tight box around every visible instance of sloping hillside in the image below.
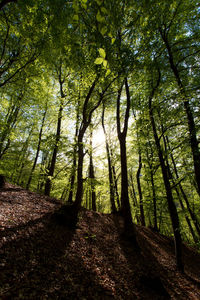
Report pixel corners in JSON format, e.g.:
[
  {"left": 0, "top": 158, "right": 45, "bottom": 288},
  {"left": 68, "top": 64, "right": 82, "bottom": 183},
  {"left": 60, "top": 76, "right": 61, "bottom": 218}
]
[{"left": 0, "top": 183, "right": 200, "bottom": 299}]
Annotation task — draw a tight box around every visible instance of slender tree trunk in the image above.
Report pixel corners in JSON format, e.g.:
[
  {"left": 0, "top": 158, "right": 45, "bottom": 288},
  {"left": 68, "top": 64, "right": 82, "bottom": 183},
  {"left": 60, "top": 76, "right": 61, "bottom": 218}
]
[
  {"left": 130, "top": 172, "right": 140, "bottom": 223},
  {"left": 102, "top": 104, "right": 116, "bottom": 213},
  {"left": 44, "top": 99, "right": 63, "bottom": 196},
  {"left": 16, "top": 128, "right": 32, "bottom": 186},
  {"left": 26, "top": 104, "right": 47, "bottom": 189},
  {"left": 113, "top": 166, "right": 120, "bottom": 209},
  {"left": 74, "top": 79, "right": 98, "bottom": 211},
  {"left": 136, "top": 152, "right": 145, "bottom": 226},
  {"left": 74, "top": 76, "right": 114, "bottom": 212},
  {"left": 150, "top": 167, "right": 158, "bottom": 231},
  {"left": 166, "top": 136, "right": 200, "bottom": 238},
  {"left": 0, "top": 103, "right": 20, "bottom": 159},
  {"left": 148, "top": 73, "right": 183, "bottom": 271},
  {"left": 116, "top": 78, "right": 138, "bottom": 246},
  {"left": 162, "top": 134, "right": 198, "bottom": 243},
  {"left": 88, "top": 128, "right": 96, "bottom": 211},
  {"left": 67, "top": 106, "right": 79, "bottom": 203},
  {"left": 160, "top": 29, "right": 200, "bottom": 197}
]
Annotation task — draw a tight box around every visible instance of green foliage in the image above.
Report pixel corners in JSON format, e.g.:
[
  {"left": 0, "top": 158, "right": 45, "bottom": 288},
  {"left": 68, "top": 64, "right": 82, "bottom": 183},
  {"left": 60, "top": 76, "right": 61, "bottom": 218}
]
[{"left": 0, "top": 0, "right": 199, "bottom": 247}]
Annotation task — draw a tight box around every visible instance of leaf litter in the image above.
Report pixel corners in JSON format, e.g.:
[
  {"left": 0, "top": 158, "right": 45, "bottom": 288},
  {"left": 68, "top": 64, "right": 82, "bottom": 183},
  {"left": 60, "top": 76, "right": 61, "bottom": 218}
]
[{"left": 0, "top": 183, "right": 200, "bottom": 299}]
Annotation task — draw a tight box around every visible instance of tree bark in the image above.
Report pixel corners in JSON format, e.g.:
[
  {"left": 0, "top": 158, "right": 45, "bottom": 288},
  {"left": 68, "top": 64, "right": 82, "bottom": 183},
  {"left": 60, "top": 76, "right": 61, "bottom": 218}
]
[
  {"left": 26, "top": 104, "right": 47, "bottom": 189},
  {"left": 136, "top": 152, "right": 145, "bottom": 226},
  {"left": 116, "top": 78, "right": 138, "bottom": 246},
  {"left": 166, "top": 136, "right": 200, "bottom": 238},
  {"left": 148, "top": 70, "right": 183, "bottom": 271},
  {"left": 102, "top": 103, "right": 116, "bottom": 213},
  {"left": 67, "top": 105, "right": 79, "bottom": 203},
  {"left": 44, "top": 98, "right": 63, "bottom": 196},
  {"left": 89, "top": 128, "right": 96, "bottom": 211},
  {"left": 159, "top": 28, "right": 200, "bottom": 197}
]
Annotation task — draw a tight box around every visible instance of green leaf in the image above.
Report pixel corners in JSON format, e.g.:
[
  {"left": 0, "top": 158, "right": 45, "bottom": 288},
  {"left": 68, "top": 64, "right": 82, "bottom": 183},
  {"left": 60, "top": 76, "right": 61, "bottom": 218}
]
[
  {"left": 82, "top": 3, "right": 87, "bottom": 9},
  {"left": 111, "top": 38, "right": 115, "bottom": 44},
  {"left": 99, "top": 48, "right": 106, "bottom": 58},
  {"left": 101, "top": 7, "right": 108, "bottom": 14},
  {"left": 73, "top": 15, "right": 79, "bottom": 21},
  {"left": 96, "top": 10, "right": 105, "bottom": 23},
  {"left": 100, "top": 26, "right": 107, "bottom": 36},
  {"left": 103, "top": 60, "right": 108, "bottom": 68},
  {"left": 105, "top": 69, "right": 111, "bottom": 77},
  {"left": 94, "top": 57, "right": 104, "bottom": 64},
  {"left": 95, "top": 0, "right": 103, "bottom": 5}
]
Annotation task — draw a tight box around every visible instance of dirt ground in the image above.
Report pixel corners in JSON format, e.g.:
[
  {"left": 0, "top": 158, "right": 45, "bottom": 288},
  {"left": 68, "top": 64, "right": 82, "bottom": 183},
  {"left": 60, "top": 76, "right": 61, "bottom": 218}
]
[{"left": 0, "top": 183, "right": 200, "bottom": 299}]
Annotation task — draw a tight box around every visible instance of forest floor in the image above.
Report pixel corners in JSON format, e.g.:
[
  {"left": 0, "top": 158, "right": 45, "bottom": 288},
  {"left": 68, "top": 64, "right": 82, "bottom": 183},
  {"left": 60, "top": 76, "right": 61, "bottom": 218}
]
[{"left": 0, "top": 183, "right": 200, "bottom": 299}]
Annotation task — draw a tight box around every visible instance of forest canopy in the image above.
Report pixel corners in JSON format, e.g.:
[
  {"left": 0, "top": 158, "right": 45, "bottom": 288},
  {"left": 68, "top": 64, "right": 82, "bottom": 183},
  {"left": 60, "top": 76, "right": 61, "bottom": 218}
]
[{"left": 0, "top": 0, "right": 200, "bottom": 270}]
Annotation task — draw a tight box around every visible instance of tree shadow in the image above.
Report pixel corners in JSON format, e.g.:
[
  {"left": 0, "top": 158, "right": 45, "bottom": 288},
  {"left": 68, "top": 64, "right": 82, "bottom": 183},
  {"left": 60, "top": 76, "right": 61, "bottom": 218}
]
[
  {"left": 111, "top": 214, "right": 171, "bottom": 299},
  {"left": 0, "top": 210, "right": 121, "bottom": 299}
]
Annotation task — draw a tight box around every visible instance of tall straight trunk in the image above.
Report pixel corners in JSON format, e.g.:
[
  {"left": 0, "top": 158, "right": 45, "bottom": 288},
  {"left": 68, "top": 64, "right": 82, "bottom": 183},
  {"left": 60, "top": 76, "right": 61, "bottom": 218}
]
[
  {"left": 112, "top": 165, "right": 120, "bottom": 209},
  {"left": 166, "top": 136, "right": 200, "bottom": 237},
  {"left": 110, "top": 147, "right": 120, "bottom": 210},
  {"left": 37, "top": 150, "right": 49, "bottom": 193},
  {"left": 159, "top": 29, "right": 200, "bottom": 197},
  {"left": 26, "top": 104, "right": 47, "bottom": 189},
  {"left": 67, "top": 106, "right": 79, "bottom": 203},
  {"left": 74, "top": 76, "right": 115, "bottom": 212},
  {"left": 150, "top": 167, "right": 158, "bottom": 231},
  {"left": 89, "top": 128, "right": 96, "bottom": 211},
  {"left": 162, "top": 135, "right": 198, "bottom": 243},
  {"left": 102, "top": 104, "right": 116, "bottom": 213},
  {"left": 44, "top": 98, "right": 63, "bottom": 196},
  {"left": 148, "top": 72, "right": 183, "bottom": 271},
  {"left": 74, "top": 79, "right": 98, "bottom": 211},
  {"left": 116, "top": 78, "right": 137, "bottom": 243},
  {"left": 16, "top": 128, "right": 33, "bottom": 185},
  {"left": 129, "top": 171, "right": 140, "bottom": 223},
  {"left": 136, "top": 152, "right": 145, "bottom": 226}
]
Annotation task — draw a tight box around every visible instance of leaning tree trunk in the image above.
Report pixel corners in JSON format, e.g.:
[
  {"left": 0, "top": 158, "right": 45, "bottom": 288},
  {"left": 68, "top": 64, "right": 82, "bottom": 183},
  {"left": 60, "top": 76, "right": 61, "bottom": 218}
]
[
  {"left": 166, "top": 136, "right": 200, "bottom": 238},
  {"left": 162, "top": 134, "right": 198, "bottom": 243},
  {"left": 159, "top": 29, "right": 200, "bottom": 197},
  {"left": 148, "top": 70, "right": 183, "bottom": 271},
  {"left": 0, "top": 97, "right": 21, "bottom": 159}
]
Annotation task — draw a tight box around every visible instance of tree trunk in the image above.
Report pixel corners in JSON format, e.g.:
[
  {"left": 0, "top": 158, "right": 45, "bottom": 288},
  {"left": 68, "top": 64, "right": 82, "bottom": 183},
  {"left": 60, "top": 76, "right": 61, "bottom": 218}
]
[
  {"left": 136, "top": 152, "right": 145, "bottom": 226},
  {"left": 166, "top": 136, "right": 200, "bottom": 238},
  {"left": 102, "top": 104, "right": 116, "bottom": 213},
  {"left": 26, "top": 104, "right": 47, "bottom": 189},
  {"left": 148, "top": 74, "right": 183, "bottom": 271},
  {"left": 116, "top": 78, "right": 138, "bottom": 247},
  {"left": 89, "top": 128, "right": 96, "bottom": 211},
  {"left": 0, "top": 102, "right": 20, "bottom": 159},
  {"left": 160, "top": 29, "right": 200, "bottom": 197},
  {"left": 44, "top": 99, "right": 63, "bottom": 196},
  {"left": 67, "top": 106, "right": 79, "bottom": 203}
]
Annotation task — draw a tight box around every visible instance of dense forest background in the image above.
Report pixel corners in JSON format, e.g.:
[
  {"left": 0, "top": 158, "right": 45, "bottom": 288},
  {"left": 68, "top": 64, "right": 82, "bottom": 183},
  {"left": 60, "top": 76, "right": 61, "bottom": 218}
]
[{"left": 0, "top": 0, "right": 200, "bottom": 271}]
